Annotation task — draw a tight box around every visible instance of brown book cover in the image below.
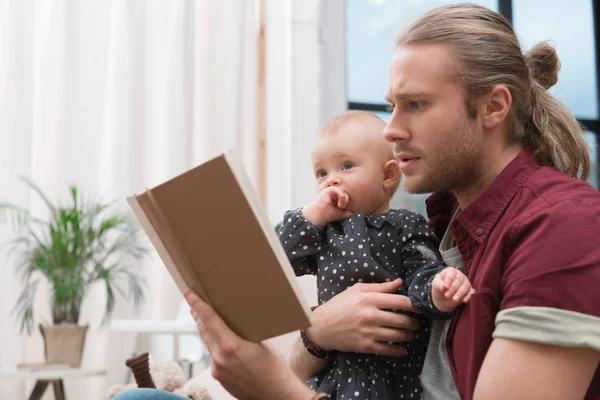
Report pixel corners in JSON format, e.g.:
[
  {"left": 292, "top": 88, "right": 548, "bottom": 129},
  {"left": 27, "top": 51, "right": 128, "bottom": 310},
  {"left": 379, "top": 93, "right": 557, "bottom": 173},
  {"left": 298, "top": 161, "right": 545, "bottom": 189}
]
[{"left": 127, "top": 152, "right": 311, "bottom": 342}]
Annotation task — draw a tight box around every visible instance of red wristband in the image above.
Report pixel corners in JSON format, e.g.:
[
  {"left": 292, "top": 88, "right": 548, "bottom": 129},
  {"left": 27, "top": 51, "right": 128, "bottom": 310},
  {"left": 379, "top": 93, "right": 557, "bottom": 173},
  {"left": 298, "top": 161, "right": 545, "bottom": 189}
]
[{"left": 301, "top": 305, "right": 329, "bottom": 359}]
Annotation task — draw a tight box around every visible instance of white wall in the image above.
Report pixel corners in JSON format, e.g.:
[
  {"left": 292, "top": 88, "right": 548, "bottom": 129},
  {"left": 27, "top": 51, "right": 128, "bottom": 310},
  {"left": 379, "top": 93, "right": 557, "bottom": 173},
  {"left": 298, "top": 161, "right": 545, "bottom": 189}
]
[{"left": 264, "top": 0, "right": 336, "bottom": 357}]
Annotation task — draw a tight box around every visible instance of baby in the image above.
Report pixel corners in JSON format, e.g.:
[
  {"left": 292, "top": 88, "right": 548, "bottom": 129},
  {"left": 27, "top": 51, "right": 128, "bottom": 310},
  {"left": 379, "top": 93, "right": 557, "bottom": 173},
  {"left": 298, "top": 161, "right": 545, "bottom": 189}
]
[{"left": 276, "top": 111, "right": 473, "bottom": 399}]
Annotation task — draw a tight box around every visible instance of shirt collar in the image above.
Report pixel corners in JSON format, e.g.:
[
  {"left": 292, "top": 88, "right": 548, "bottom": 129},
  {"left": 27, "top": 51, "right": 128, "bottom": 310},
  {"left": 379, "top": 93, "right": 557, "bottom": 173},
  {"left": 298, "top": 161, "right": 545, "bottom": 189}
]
[{"left": 427, "top": 147, "right": 539, "bottom": 244}]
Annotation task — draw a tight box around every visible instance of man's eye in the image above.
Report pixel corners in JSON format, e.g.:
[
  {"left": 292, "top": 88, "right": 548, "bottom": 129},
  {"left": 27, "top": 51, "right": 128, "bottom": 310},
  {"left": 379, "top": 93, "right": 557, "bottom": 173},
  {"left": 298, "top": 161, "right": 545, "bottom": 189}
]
[
  {"left": 342, "top": 162, "right": 354, "bottom": 170},
  {"left": 408, "top": 101, "right": 423, "bottom": 110},
  {"left": 317, "top": 170, "right": 327, "bottom": 178}
]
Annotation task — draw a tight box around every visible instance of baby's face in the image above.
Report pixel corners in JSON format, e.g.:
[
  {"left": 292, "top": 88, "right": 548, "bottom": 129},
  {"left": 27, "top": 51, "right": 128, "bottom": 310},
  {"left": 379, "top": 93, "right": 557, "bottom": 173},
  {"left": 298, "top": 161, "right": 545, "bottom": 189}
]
[{"left": 311, "top": 119, "right": 394, "bottom": 215}]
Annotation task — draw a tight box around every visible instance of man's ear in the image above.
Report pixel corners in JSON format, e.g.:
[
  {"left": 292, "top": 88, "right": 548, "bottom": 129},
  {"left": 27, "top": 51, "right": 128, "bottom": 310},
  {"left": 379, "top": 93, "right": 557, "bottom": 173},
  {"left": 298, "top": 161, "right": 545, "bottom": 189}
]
[
  {"left": 383, "top": 160, "right": 401, "bottom": 190},
  {"left": 481, "top": 85, "right": 512, "bottom": 129}
]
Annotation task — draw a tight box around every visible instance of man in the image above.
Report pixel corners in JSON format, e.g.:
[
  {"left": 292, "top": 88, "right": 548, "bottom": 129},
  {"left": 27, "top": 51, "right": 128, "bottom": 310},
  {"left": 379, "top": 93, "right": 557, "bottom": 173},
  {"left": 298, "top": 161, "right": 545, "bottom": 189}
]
[{"left": 186, "top": 4, "right": 600, "bottom": 400}]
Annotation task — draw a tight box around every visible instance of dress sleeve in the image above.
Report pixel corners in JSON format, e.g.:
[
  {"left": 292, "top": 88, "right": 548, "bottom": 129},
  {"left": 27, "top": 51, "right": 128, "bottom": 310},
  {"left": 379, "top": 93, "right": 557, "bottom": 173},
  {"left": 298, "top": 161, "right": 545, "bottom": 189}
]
[
  {"left": 275, "top": 208, "right": 325, "bottom": 276},
  {"left": 395, "top": 210, "right": 452, "bottom": 319}
]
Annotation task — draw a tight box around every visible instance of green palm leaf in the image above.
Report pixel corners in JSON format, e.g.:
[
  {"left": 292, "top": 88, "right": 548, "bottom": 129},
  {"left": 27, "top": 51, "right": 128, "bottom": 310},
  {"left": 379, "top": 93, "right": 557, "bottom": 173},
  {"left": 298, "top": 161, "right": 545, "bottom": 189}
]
[{"left": 0, "top": 180, "right": 150, "bottom": 334}]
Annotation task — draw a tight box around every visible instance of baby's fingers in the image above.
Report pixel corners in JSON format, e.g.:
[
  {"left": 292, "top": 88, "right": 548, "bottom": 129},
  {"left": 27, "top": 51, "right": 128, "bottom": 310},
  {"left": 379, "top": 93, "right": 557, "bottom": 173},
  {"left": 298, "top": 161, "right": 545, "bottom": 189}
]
[
  {"left": 452, "top": 281, "right": 473, "bottom": 303},
  {"left": 463, "top": 288, "right": 476, "bottom": 303},
  {"left": 442, "top": 267, "right": 457, "bottom": 290},
  {"left": 444, "top": 272, "right": 464, "bottom": 299},
  {"left": 337, "top": 190, "right": 350, "bottom": 209},
  {"left": 431, "top": 273, "right": 445, "bottom": 293}
]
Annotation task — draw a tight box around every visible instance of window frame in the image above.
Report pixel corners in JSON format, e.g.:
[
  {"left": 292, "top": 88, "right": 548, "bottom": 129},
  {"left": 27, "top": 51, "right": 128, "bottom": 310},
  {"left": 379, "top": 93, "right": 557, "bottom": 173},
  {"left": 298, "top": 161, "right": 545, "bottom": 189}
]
[{"left": 346, "top": 0, "right": 600, "bottom": 188}]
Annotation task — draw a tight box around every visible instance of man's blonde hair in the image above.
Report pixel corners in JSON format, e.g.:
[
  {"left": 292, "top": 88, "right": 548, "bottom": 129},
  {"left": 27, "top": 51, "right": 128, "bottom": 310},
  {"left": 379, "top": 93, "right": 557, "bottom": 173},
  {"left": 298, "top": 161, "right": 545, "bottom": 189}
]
[{"left": 397, "top": 3, "right": 590, "bottom": 180}]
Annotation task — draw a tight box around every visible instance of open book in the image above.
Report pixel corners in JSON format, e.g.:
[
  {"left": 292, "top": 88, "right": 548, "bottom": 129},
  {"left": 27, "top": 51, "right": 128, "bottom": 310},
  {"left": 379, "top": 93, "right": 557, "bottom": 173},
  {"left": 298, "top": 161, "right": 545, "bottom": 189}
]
[{"left": 127, "top": 152, "right": 311, "bottom": 342}]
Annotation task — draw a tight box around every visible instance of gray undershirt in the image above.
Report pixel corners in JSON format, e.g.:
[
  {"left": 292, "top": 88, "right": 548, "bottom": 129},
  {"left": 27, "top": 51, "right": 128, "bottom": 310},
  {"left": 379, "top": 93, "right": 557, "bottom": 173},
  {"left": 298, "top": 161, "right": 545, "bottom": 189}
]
[
  {"left": 420, "top": 211, "right": 463, "bottom": 400},
  {"left": 419, "top": 211, "right": 600, "bottom": 400}
]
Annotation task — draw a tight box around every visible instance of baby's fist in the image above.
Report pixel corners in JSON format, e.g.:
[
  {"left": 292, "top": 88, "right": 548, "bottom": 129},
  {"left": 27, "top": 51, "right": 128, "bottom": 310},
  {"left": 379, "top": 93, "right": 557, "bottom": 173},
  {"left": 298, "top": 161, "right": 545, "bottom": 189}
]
[{"left": 431, "top": 267, "right": 475, "bottom": 313}]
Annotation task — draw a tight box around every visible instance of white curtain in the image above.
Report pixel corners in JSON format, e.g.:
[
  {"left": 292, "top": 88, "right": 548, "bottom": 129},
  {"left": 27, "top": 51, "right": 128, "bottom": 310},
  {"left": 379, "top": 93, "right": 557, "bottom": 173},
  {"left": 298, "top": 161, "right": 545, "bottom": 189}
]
[{"left": 0, "top": 0, "right": 258, "bottom": 398}]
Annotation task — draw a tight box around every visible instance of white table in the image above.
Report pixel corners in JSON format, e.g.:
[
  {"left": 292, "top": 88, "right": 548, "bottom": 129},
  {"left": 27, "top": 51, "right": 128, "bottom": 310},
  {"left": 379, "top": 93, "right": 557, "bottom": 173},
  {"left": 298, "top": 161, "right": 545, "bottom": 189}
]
[
  {"left": 0, "top": 368, "right": 106, "bottom": 400},
  {"left": 111, "top": 319, "right": 198, "bottom": 362}
]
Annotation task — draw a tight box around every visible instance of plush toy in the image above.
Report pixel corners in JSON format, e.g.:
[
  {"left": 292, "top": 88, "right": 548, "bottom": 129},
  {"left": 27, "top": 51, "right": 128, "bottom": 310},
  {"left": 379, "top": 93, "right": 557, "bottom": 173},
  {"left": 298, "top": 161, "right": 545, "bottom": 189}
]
[{"left": 103, "top": 352, "right": 213, "bottom": 400}]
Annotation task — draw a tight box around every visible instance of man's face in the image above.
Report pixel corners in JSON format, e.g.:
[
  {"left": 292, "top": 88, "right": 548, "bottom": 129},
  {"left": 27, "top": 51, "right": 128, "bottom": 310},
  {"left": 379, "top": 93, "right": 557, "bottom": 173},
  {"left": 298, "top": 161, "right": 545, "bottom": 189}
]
[{"left": 384, "top": 42, "right": 483, "bottom": 194}]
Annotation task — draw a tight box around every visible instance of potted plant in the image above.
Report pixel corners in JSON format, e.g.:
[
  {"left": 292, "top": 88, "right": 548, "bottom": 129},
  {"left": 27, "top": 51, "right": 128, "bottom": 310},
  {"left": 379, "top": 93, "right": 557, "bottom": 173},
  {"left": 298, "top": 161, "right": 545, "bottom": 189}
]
[{"left": 0, "top": 178, "right": 149, "bottom": 367}]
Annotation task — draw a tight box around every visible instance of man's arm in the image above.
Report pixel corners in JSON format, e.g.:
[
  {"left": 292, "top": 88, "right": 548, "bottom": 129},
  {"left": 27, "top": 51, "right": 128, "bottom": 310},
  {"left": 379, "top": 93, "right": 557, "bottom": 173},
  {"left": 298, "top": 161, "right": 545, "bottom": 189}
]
[
  {"left": 474, "top": 338, "right": 600, "bottom": 400},
  {"left": 289, "top": 337, "right": 328, "bottom": 382},
  {"left": 181, "top": 280, "right": 423, "bottom": 400}
]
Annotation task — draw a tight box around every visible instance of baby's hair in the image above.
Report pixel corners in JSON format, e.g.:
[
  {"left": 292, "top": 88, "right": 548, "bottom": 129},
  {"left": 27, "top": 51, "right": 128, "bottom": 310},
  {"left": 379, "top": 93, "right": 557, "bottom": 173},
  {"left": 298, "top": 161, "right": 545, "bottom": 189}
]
[
  {"left": 317, "top": 110, "right": 402, "bottom": 196},
  {"left": 318, "top": 110, "right": 386, "bottom": 137}
]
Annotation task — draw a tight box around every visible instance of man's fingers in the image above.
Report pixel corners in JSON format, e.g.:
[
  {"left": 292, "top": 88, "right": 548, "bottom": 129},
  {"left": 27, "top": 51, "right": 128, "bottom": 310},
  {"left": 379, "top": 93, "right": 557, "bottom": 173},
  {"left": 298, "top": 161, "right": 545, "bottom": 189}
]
[
  {"left": 367, "top": 292, "right": 422, "bottom": 314},
  {"left": 368, "top": 342, "right": 409, "bottom": 357},
  {"left": 354, "top": 278, "right": 403, "bottom": 294},
  {"left": 374, "top": 308, "right": 422, "bottom": 331},
  {"left": 374, "top": 327, "right": 417, "bottom": 343},
  {"left": 184, "top": 288, "right": 234, "bottom": 346}
]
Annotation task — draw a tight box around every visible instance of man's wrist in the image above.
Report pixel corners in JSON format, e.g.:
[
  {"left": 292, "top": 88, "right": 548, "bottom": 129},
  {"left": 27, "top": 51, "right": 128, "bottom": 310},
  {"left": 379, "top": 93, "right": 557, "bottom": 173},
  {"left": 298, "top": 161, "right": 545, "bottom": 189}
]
[
  {"left": 306, "top": 306, "right": 332, "bottom": 351},
  {"left": 300, "top": 328, "right": 329, "bottom": 359}
]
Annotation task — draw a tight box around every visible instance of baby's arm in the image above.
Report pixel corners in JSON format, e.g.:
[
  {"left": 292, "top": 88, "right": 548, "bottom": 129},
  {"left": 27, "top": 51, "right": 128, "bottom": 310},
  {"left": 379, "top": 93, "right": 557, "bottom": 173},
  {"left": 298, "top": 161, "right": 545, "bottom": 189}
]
[
  {"left": 431, "top": 267, "right": 474, "bottom": 313},
  {"left": 397, "top": 211, "right": 454, "bottom": 319},
  {"left": 275, "top": 209, "right": 324, "bottom": 276}
]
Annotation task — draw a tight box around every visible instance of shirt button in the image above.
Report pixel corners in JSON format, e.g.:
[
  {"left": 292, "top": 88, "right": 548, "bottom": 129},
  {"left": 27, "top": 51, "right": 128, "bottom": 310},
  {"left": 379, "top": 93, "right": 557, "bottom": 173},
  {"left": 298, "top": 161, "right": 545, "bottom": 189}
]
[{"left": 476, "top": 228, "right": 484, "bottom": 236}]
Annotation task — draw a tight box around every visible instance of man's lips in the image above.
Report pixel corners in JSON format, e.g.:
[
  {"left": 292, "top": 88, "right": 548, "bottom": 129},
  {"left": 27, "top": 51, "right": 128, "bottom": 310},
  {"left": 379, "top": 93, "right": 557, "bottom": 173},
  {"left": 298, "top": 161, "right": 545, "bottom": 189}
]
[{"left": 395, "top": 153, "right": 420, "bottom": 170}]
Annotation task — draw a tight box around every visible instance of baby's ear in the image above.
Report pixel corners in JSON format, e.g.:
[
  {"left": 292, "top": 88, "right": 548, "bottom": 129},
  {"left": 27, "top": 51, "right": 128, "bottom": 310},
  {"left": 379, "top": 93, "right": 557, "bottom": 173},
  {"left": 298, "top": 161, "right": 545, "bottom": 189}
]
[{"left": 383, "top": 160, "right": 401, "bottom": 190}]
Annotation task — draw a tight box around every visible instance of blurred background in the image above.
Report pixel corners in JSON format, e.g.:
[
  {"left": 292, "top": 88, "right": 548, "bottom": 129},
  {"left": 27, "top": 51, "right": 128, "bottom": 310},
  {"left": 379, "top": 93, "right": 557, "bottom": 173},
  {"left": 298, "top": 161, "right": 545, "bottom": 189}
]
[{"left": 0, "top": 1, "right": 598, "bottom": 399}]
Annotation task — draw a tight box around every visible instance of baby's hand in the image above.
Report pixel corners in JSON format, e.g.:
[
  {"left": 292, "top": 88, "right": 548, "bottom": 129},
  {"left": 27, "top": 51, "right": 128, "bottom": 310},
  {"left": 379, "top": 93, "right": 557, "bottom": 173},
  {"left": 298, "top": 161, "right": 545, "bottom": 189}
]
[
  {"left": 302, "top": 186, "right": 353, "bottom": 227},
  {"left": 431, "top": 267, "right": 475, "bottom": 313}
]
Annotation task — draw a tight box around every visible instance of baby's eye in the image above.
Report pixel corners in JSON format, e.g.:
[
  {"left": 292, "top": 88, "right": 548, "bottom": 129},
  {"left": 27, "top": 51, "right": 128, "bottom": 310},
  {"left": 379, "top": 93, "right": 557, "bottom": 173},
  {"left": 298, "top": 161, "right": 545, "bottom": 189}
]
[
  {"left": 342, "top": 162, "right": 354, "bottom": 170},
  {"left": 317, "top": 170, "right": 327, "bottom": 178}
]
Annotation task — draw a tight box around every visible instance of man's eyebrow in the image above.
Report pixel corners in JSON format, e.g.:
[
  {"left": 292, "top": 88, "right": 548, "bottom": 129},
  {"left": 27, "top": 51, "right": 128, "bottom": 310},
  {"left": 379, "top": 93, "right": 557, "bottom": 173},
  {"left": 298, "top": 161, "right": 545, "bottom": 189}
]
[{"left": 386, "top": 91, "right": 430, "bottom": 102}]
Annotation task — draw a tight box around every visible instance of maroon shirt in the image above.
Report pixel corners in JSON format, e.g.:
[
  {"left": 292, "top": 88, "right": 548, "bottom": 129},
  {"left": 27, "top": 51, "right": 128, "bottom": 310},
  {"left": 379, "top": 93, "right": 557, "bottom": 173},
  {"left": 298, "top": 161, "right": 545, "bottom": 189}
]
[{"left": 427, "top": 148, "right": 600, "bottom": 400}]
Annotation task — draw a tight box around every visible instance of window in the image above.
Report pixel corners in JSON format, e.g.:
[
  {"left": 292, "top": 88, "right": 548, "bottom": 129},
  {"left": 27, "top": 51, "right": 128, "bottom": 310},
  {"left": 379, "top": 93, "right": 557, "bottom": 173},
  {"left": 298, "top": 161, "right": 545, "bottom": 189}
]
[{"left": 346, "top": 0, "right": 600, "bottom": 213}]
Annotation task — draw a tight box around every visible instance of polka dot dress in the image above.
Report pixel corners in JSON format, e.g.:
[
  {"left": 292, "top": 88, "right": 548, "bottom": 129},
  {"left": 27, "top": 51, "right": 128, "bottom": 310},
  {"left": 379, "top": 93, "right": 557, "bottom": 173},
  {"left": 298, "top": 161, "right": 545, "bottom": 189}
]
[{"left": 276, "top": 209, "right": 450, "bottom": 400}]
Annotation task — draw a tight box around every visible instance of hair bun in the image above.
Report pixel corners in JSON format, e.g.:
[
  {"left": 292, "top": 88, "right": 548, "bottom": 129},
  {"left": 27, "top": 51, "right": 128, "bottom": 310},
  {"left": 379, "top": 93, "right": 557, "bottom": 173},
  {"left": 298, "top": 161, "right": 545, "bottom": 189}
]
[{"left": 525, "top": 41, "right": 560, "bottom": 90}]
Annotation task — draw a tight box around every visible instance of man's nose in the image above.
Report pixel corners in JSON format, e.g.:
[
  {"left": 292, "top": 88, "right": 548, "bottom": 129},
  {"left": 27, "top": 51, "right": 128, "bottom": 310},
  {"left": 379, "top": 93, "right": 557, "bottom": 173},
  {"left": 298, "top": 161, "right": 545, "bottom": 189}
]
[{"left": 383, "top": 119, "right": 411, "bottom": 144}]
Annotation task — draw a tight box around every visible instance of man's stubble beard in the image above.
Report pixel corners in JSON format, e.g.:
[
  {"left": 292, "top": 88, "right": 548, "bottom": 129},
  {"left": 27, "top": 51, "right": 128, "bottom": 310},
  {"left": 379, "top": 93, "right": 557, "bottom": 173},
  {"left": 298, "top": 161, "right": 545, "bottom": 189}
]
[{"left": 402, "top": 118, "right": 483, "bottom": 195}]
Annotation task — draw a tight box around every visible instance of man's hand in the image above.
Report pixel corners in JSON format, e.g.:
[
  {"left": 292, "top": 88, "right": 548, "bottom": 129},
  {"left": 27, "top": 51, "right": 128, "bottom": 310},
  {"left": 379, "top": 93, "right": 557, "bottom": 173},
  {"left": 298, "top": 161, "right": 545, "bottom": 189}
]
[
  {"left": 307, "top": 279, "right": 421, "bottom": 356},
  {"left": 302, "top": 186, "right": 353, "bottom": 227},
  {"left": 431, "top": 267, "right": 475, "bottom": 313},
  {"left": 183, "top": 289, "right": 315, "bottom": 400}
]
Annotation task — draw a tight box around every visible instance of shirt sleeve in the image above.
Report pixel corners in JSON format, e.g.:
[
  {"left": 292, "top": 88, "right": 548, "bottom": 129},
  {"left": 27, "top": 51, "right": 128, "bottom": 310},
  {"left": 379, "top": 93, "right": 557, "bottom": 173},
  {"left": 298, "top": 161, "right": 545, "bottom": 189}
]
[
  {"left": 275, "top": 208, "right": 324, "bottom": 277},
  {"left": 496, "top": 199, "right": 600, "bottom": 348},
  {"left": 396, "top": 210, "right": 451, "bottom": 319}
]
